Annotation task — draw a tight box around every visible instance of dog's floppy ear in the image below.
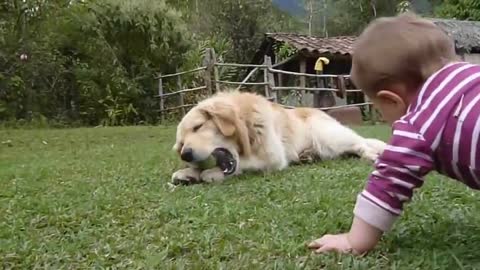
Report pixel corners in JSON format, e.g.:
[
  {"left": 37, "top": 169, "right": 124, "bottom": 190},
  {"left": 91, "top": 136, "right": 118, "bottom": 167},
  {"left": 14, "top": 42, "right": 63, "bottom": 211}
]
[
  {"left": 207, "top": 103, "right": 236, "bottom": 137},
  {"left": 203, "top": 101, "right": 252, "bottom": 156}
]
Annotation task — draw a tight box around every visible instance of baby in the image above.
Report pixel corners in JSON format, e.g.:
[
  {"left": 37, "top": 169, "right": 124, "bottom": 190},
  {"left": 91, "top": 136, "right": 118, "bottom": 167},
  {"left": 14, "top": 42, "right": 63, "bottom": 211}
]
[{"left": 308, "top": 13, "right": 480, "bottom": 254}]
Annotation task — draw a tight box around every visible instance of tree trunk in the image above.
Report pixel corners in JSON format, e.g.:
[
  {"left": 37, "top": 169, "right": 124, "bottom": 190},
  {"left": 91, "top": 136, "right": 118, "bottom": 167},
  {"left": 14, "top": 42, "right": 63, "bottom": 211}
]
[
  {"left": 371, "top": 0, "right": 377, "bottom": 17},
  {"left": 308, "top": 0, "right": 313, "bottom": 36},
  {"left": 322, "top": 0, "right": 328, "bottom": 37}
]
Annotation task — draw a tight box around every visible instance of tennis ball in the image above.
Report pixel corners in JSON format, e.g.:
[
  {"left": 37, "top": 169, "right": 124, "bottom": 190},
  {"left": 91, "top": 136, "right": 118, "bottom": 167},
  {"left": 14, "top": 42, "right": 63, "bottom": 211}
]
[{"left": 196, "top": 155, "right": 217, "bottom": 169}]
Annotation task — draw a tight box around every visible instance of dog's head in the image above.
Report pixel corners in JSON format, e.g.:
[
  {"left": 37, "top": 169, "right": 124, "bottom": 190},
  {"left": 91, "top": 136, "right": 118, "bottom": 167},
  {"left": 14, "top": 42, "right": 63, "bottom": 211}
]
[{"left": 173, "top": 96, "right": 252, "bottom": 175}]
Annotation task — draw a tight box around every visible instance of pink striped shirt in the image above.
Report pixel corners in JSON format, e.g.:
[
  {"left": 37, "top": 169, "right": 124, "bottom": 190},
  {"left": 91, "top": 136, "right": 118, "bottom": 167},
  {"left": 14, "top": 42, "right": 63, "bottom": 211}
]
[{"left": 354, "top": 62, "right": 480, "bottom": 231}]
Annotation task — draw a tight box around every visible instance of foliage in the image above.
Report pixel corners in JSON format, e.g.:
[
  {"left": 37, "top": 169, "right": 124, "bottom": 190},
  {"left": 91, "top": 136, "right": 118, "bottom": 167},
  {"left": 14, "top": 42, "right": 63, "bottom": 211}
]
[
  {"left": 274, "top": 43, "right": 298, "bottom": 61},
  {"left": 2, "top": 0, "right": 475, "bottom": 126},
  {"left": 300, "top": 0, "right": 403, "bottom": 37},
  {"left": 300, "top": 0, "right": 457, "bottom": 37},
  {"left": 397, "top": 0, "right": 413, "bottom": 13},
  {"left": 0, "top": 0, "right": 193, "bottom": 125},
  {"left": 182, "top": 0, "right": 301, "bottom": 82},
  {"left": 435, "top": 0, "right": 480, "bottom": 20},
  {"left": 180, "top": 0, "right": 300, "bottom": 63},
  {"left": 65, "top": 0, "right": 191, "bottom": 125},
  {"left": 0, "top": 0, "right": 300, "bottom": 125}
]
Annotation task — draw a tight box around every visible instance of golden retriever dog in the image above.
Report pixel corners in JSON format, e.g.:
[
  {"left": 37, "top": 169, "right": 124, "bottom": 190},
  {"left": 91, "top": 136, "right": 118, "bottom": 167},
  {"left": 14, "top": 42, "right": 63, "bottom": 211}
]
[{"left": 171, "top": 91, "right": 386, "bottom": 185}]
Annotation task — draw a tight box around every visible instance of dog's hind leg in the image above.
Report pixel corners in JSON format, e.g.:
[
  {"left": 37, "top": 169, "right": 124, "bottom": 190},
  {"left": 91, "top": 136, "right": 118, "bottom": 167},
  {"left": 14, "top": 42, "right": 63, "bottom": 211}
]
[
  {"left": 264, "top": 132, "right": 289, "bottom": 170},
  {"left": 249, "top": 118, "right": 289, "bottom": 171},
  {"left": 309, "top": 118, "right": 386, "bottom": 162}
]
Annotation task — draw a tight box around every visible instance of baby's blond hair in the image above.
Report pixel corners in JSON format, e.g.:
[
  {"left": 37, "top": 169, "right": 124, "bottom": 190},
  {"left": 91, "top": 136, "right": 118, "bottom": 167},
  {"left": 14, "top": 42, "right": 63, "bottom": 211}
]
[{"left": 350, "top": 13, "right": 458, "bottom": 94}]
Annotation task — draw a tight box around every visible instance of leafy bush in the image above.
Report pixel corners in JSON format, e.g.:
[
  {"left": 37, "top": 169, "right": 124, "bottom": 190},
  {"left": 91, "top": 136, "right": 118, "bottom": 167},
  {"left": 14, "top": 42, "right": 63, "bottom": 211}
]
[
  {"left": 1, "top": 0, "right": 192, "bottom": 126},
  {"left": 0, "top": 0, "right": 300, "bottom": 126}
]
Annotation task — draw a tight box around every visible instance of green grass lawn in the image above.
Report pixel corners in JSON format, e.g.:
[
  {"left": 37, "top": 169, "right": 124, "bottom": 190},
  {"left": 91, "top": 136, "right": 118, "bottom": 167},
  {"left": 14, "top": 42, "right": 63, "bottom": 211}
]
[{"left": 1, "top": 125, "right": 480, "bottom": 269}]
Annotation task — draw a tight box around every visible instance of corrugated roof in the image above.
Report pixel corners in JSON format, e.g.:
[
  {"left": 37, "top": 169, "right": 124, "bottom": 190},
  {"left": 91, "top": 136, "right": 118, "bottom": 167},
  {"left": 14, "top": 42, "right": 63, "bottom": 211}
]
[
  {"left": 265, "top": 33, "right": 356, "bottom": 55},
  {"left": 265, "top": 19, "right": 480, "bottom": 56},
  {"left": 429, "top": 18, "right": 480, "bottom": 52}
]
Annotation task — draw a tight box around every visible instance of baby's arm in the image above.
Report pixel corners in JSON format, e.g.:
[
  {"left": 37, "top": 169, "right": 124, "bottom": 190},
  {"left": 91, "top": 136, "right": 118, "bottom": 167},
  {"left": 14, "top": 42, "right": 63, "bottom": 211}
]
[{"left": 309, "top": 120, "right": 434, "bottom": 254}]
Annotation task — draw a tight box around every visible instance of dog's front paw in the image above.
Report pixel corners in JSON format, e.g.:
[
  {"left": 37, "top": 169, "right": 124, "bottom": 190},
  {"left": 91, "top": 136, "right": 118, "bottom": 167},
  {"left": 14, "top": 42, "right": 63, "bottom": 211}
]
[
  {"left": 171, "top": 168, "right": 201, "bottom": 185},
  {"left": 362, "top": 139, "right": 387, "bottom": 162},
  {"left": 363, "top": 150, "right": 380, "bottom": 162},
  {"left": 200, "top": 168, "right": 225, "bottom": 183},
  {"left": 298, "top": 149, "right": 320, "bottom": 164}
]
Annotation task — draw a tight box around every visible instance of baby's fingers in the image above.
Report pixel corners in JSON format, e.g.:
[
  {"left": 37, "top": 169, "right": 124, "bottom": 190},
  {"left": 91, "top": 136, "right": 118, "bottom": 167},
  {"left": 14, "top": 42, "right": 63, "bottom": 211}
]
[
  {"left": 314, "top": 244, "right": 336, "bottom": 254},
  {"left": 307, "top": 241, "right": 320, "bottom": 249},
  {"left": 307, "top": 235, "right": 332, "bottom": 249}
]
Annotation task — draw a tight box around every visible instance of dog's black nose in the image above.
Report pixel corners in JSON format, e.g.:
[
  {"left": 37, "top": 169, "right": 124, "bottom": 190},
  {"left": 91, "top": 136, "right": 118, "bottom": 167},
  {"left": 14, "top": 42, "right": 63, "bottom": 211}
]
[{"left": 180, "top": 148, "right": 194, "bottom": 162}]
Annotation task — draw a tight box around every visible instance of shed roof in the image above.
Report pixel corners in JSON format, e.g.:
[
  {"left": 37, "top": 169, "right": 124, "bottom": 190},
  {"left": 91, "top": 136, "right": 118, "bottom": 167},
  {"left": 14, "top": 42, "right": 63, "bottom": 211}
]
[
  {"left": 253, "top": 18, "right": 480, "bottom": 66},
  {"left": 261, "top": 18, "right": 480, "bottom": 57},
  {"left": 265, "top": 33, "right": 355, "bottom": 55},
  {"left": 429, "top": 18, "right": 480, "bottom": 52}
]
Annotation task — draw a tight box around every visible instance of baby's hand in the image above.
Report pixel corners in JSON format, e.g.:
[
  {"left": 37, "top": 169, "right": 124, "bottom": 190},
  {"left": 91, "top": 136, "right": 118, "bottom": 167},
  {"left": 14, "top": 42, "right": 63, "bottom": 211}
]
[
  {"left": 307, "top": 217, "right": 384, "bottom": 255},
  {"left": 307, "top": 233, "right": 354, "bottom": 254}
]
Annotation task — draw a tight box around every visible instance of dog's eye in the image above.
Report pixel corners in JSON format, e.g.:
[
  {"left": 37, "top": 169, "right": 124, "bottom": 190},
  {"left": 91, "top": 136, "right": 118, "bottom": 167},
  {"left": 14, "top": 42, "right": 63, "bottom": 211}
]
[{"left": 193, "top": 123, "right": 203, "bottom": 132}]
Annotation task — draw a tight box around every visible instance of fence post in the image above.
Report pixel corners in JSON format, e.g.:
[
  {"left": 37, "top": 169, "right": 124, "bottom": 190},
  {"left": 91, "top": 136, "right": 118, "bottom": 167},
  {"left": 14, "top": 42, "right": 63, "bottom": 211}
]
[
  {"left": 211, "top": 49, "right": 221, "bottom": 93},
  {"left": 364, "top": 93, "right": 376, "bottom": 125},
  {"left": 371, "top": 104, "right": 377, "bottom": 124},
  {"left": 264, "top": 56, "right": 276, "bottom": 102},
  {"left": 299, "top": 59, "right": 307, "bottom": 106},
  {"left": 177, "top": 69, "right": 186, "bottom": 116},
  {"left": 263, "top": 56, "right": 270, "bottom": 98},
  {"left": 202, "top": 48, "right": 214, "bottom": 96},
  {"left": 158, "top": 74, "right": 164, "bottom": 123},
  {"left": 276, "top": 63, "right": 283, "bottom": 104},
  {"left": 336, "top": 75, "right": 346, "bottom": 99}
]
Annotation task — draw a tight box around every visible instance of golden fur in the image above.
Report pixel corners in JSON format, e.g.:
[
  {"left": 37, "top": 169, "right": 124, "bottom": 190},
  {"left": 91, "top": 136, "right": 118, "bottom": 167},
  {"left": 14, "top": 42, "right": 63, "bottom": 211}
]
[{"left": 172, "top": 91, "right": 386, "bottom": 184}]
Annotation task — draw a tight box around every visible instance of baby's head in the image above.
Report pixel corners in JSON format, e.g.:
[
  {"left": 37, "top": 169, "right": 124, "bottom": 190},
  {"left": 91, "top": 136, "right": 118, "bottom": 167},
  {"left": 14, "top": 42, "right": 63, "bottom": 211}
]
[{"left": 351, "top": 13, "right": 458, "bottom": 124}]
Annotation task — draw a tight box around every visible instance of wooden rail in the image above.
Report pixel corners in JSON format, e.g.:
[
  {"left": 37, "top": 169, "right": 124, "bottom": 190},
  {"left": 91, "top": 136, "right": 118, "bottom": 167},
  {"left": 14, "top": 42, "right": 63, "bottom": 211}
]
[
  {"left": 215, "top": 63, "right": 267, "bottom": 68},
  {"left": 213, "top": 80, "right": 268, "bottom": 86},
  {"left": 269, "top": 68, "right": 341, "bottom": 78},
  {"left": 272, "top": 86, "right": 338, "bottom": 92},
  {"left": 156, "top": 67, "right": 206, "bottom": 79},
  {"left": 155, "top": 48, "right": 378, "bottom": 124},
  {"left": 154, "top": 86, "right": 207, "bottom": 98}
]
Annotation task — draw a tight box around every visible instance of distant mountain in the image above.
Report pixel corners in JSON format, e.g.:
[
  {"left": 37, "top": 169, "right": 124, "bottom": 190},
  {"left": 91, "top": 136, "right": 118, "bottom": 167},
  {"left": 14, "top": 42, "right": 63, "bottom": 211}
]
[{"left": 272, "top": 0, "right": 305, "bottom": 16}]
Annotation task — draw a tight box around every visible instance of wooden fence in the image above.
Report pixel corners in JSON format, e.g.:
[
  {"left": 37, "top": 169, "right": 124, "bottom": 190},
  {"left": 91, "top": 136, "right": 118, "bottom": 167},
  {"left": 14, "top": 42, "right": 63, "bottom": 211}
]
[{"left": 156, "top": 48, "right": 376, "bottom": 123}]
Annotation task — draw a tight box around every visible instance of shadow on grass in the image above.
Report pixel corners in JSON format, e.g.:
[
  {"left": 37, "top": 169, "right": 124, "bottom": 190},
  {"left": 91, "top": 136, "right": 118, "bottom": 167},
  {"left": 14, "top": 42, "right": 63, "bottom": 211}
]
[{"left": 173, "top": 154, "right": 366, "bottom": 187}]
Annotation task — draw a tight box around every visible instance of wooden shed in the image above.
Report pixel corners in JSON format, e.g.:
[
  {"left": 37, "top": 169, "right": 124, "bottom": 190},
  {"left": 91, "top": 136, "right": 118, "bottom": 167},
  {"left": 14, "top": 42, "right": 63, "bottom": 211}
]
[
  {"left": 252, "top": 33, "right": 357, "bottom": 108},
  {"left": 253, "top": 18, "right": 480, "bottom": 108}
]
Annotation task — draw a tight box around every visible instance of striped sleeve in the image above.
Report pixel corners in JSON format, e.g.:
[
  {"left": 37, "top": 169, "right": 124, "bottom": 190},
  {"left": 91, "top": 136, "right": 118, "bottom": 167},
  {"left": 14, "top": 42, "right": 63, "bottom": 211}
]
[{"left": 354, "top": 120, "right": 434, "bottom": 231}]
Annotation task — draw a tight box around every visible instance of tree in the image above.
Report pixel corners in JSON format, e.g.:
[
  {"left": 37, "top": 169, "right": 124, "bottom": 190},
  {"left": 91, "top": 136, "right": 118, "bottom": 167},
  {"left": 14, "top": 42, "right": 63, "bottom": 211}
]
[
  {"left": 188, "top": 0, "right": 299, "bottom": 63},
  {"left": 435, "top": 0, "right": 480, "bottom": 20},
  {"left": 303, "top": 0, "right": 324, "bottom": 36},
  {"left": 0, "top": 0, "right": 193, "bottom": 125},
  {"left": 0, "top": 0, "right": 301, "bottom": 125},
  {"left": 298, "top": 0, "right": 403, "bottom": 37}
]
